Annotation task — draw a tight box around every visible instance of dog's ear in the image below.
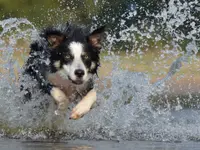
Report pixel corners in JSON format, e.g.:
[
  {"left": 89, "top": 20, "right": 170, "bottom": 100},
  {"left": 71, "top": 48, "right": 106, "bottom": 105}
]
[
  {"left": 47, "top": 35, "right": 65, "bottom": 48},
  {"left": 88, "top": 26, "right": 105, "bottom": 49}
]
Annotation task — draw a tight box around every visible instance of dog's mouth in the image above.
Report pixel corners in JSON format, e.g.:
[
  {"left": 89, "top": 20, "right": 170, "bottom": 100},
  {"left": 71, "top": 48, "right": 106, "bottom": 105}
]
[{"left": 68, "top": 76, "right": 84, "bottom": 85}]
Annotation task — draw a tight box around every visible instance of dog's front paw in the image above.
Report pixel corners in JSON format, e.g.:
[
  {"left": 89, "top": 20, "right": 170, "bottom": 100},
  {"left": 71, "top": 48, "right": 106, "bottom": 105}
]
[
  {"left": 51, "top": 87, "right": 69, "bottom": 115},
  {"left": 70, "top": 101, "right": 91, "bottom": 120},
  {"left": 50, "top": 87, "right": 67, "bottom": 102}
]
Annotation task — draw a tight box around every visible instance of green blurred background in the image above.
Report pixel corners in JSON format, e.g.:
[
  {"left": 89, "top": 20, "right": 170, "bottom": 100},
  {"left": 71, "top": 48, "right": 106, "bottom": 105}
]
[{"left": 1, "top": 0, "right": 199, "bottom": 52}]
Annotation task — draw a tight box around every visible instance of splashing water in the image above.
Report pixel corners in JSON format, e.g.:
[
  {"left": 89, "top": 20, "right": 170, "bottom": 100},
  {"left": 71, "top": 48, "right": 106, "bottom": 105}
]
[{"left": 0, "top": 0, "right": 200, "bottom": 142}]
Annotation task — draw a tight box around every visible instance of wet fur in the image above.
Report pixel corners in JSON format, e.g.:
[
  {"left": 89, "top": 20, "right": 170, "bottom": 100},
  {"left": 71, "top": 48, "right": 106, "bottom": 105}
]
[{"left": 22, "top": 23, "right": 105, "bottom": 119}]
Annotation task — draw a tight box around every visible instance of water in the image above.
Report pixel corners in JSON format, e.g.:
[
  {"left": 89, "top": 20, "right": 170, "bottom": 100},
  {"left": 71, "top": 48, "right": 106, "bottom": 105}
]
[
  {"left": 1, "top": 138, "right": 200, "bottom": 150},
  {"left": 0, "top": 0, "right": 200, "bottom": 149}
]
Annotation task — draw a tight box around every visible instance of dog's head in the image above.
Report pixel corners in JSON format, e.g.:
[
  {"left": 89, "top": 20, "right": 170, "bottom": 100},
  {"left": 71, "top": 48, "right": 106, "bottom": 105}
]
[{"left": 43, "top": 24, "right": 105, "bottom": 84}]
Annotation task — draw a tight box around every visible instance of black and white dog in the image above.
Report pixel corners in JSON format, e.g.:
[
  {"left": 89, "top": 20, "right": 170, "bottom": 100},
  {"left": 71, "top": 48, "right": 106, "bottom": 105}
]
[{"left": 23, "top": 23, "right": 105, "bottom": 119}]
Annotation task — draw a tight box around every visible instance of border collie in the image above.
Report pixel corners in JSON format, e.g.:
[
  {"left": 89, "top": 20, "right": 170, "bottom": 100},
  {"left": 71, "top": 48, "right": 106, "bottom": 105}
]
[{"left": 22, "top": 23, "right": 105, "bottom": 120}]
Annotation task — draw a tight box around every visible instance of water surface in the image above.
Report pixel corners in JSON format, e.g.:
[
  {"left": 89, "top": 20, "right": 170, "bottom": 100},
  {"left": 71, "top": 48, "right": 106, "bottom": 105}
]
[{"left": 1, "top": 139, "right": 200, "bottom": 150}]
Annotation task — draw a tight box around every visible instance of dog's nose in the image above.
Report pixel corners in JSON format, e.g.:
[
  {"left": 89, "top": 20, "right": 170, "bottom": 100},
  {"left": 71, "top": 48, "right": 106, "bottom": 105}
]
[{"left": 74, "top": 69, "right": 85, "bottom": 78}]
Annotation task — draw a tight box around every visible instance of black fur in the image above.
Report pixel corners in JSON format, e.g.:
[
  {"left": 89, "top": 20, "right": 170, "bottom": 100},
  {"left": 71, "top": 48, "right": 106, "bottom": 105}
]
[{"left": 22, "top": 23, "right": 105, "bottom": 97}]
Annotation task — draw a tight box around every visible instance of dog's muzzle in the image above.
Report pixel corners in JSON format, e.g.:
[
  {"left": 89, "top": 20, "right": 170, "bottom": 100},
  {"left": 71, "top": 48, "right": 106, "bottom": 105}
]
[{"left": 68, "top": 69, "right": 85, "bottom": 85}]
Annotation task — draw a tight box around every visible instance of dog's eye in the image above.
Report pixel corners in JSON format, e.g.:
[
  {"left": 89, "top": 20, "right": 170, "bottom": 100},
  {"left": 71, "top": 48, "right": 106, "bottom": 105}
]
[
  {"left": 65, "top": 54, "right": 71, "bottom": 59},
  {"left": 82, "top": 55, "right": 89, "bottom": 60}
]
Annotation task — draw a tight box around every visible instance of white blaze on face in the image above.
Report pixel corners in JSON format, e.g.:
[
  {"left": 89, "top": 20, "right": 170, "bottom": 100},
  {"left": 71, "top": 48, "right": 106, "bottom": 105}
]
[{"left": 63, "top": 42, "right": 90, "bottom": 83}]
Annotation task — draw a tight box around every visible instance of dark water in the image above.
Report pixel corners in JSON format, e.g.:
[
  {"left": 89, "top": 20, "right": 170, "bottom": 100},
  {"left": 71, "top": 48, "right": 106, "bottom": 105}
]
[{"left": 0, "top": 139, "right": 200, "bottom": 150}]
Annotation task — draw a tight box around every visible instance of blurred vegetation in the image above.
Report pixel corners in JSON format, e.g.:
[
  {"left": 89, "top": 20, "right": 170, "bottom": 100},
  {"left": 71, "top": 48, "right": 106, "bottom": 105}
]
[
  {"left": 0, "top": 0, "right": 199, "bottom": 51},
  {"left": 0, "top": 0, "right": 171, "bottom": 27},
  {"left": 1, "top": 0, "right": 199, "bottom": 28}
]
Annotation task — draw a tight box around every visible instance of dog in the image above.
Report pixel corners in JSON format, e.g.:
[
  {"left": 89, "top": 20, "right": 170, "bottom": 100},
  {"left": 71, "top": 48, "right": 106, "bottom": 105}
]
[{"left": 22, "top": 23, "right": 105, "bottom": 120}]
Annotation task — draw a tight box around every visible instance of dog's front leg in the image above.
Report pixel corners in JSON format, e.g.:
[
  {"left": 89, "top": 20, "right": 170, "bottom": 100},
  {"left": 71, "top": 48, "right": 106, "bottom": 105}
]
[
  {"left": 50, "top": 87, "right": 69, "bottom": 116},
  {"left": 70, "top": 89, "right": 97, "bottom": 120}
]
